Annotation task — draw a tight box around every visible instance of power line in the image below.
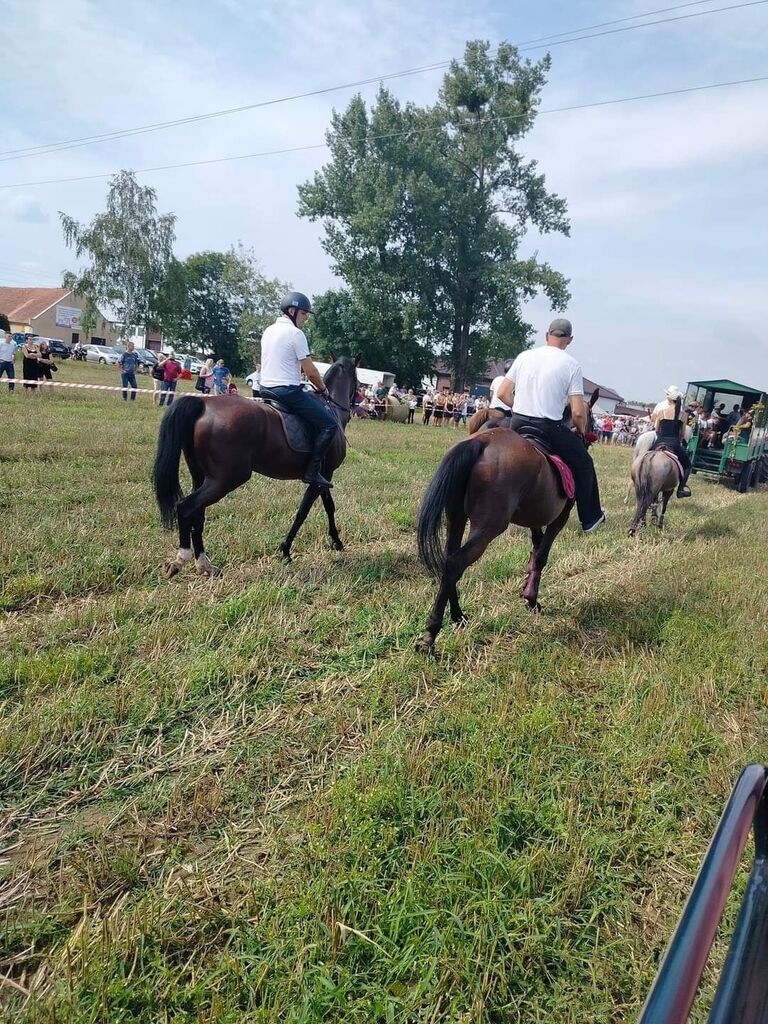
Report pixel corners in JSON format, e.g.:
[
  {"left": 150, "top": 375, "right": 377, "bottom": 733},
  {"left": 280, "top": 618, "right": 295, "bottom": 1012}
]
[
  {"left": 0, "top": 0, "right": 761, "bottom": 164},
  {"left": 2, "top": 73, "right": 765, "bottom": 191}
]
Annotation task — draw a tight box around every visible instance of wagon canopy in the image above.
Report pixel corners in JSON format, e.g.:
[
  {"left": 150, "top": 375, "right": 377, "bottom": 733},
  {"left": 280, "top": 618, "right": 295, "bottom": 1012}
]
[{"left": 687, "top": 379, "right": 765, "bottom": 397}]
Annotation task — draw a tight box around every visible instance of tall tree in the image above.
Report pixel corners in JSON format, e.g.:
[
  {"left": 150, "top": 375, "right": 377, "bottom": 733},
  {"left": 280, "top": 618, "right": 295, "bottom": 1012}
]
[
  {"left": 159, "top": 247, "right": 286, "bottom": 373},
  {"left": 60, "top": 170, "right": 176, "bottom": 339},
  {"left": 299, "top": 41, "right": 570, "bottom": 390},
  {"left": 307, "top": 288, "right": 432, "bottom": 387},
  {"left": 0, "top": 312, "right": 10, "bottom": 333}
]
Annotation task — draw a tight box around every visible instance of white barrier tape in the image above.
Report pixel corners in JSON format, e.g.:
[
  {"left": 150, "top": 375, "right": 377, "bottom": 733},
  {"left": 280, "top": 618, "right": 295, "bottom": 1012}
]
[{"left": 0, "top": 378, "right": 260, "bottom": 399}]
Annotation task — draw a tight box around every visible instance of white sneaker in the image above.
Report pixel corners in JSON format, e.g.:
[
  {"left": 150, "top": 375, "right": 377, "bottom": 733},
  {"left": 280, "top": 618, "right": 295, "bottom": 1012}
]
[{"left": 583, "top": 508, "right": 607, "bottom": 534}]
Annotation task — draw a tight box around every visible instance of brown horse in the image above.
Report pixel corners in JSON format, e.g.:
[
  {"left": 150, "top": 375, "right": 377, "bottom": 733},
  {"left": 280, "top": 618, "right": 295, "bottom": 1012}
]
[
  {"left": 416, "top": 394, "right": 598, "bottom": 652},
  {"left": 467, "top": 406, "right": 505, "bottom": 433},
  {"left": 153, "top": 355, "right": 359, "bottom": 575}
]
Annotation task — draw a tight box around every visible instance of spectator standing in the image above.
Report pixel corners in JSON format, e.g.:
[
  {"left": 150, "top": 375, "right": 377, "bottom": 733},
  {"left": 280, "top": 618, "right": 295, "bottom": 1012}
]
[
  {"left": 407, "top": 389, "right": 417, "bottom": 424},
  {"left": 22, "top": 334, "right": 40, "bottom": 393},
  {"left": 196, "top": 358, "right": 215, "bottom": 393},
  {"left": 159, "top": 351, "right": 181, "bottom": 407},
  {"left": 0, "top": 330, "right": 16, "bottom": 392},
  {"left": 37, "top": 341, "right": 56, "bottom": 392},
  {"left": 118, "top": 341, "right": 141, "bottom": 402},
  {"left": 151, "top": 353, "right": 166, "bottom": 406},
  {"left": 602, "top": 416, "right": 614, "bottom": 444},
  {"left": 212, "top": 359, "right": 230, "bottom": 395},
  {"left": 422, "top": 390, "right": 433, "bottom": 425}
]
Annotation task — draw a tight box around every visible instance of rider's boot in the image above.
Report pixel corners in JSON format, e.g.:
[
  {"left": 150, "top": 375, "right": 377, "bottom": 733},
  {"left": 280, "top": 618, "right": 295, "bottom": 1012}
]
[
  {"left": 302, "top": 427, "right": 336, "bottom": 488},
  {"left": 677, "top": 467, "right": 692, "bottom": 498}
]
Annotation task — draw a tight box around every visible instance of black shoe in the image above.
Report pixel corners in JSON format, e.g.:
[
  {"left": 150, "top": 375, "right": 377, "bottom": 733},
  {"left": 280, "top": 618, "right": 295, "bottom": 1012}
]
[
  {"left": 677, "top": 486, "right": 691, "bottom": 498},
  {"left": 302, "top": 467, "right": 333, "bottom": 488}
]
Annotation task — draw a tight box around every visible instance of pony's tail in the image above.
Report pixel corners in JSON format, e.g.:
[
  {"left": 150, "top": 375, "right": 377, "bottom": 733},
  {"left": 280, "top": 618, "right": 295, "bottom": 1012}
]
[
  {"left": 417, "top": 437, "right": 485, "bottom": 577},
  {"left": 468, "top": 407, "right": 492, "bottom": 434},
  {"left": 153, "top": 396, "right": 206, "bottom": 529},
  {"left": 637, "top": 452, "right": 657, "bottom": 510}
]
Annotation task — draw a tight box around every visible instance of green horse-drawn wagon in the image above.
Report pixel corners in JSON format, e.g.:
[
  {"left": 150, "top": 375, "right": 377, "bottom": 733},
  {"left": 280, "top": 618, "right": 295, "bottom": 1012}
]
[{"left": 685, "top": 378, "right": 768, "bottom": 491}]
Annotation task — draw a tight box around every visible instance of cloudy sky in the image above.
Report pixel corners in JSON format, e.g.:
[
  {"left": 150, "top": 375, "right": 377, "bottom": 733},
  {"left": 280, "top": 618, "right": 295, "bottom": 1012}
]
[{"left": 1, "top": 0, "right": 766, "bottom": 398}]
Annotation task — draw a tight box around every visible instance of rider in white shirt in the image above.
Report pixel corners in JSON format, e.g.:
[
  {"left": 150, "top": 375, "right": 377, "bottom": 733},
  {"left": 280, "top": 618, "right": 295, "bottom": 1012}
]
[
  {"left": 259, "top": 292, "right": 337, "bottom": 489},
  {"left": 489, "top": 359, "right": 514, "bottom": 412},
  {"left": 495, "top": 318, "right": 606, "bottom": 533}
]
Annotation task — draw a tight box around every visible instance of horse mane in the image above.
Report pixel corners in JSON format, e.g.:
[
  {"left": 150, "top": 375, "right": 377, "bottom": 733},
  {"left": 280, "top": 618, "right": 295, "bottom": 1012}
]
[{"left": 324, "top": 356, "right": 356, "bottom": 388}]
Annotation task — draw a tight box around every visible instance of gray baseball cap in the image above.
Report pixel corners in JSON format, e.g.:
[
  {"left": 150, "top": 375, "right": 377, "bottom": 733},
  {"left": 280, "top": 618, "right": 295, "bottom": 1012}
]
[{"left": 548, "top": 318, "right": 572, "bottom": 337}]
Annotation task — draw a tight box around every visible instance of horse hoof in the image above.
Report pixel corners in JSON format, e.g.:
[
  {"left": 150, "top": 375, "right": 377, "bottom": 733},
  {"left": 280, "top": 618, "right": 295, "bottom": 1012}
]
[
  {"left": 415, "top": 633, "right": 436, "bottom": 655},
  {"left": 197, "top": 564, "right": 222, "bottom": 578},
  {"left": 163, "top": 560, "right": 182, "bottom": 579},
  {"left": 526, "top": 600, "right": 542, "bottom": 614},
  {"left": 453, "top": 612, "right": 470, "bottom": 629},
  {"left": 331, "top": 539, "right": 344, "bottom": 551}
]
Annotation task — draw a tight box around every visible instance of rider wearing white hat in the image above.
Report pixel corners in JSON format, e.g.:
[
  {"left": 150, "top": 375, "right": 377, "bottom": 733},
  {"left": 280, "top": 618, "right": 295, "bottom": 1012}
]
[{"left": 651, "top": 385, "right": 691, "bottom": 497}]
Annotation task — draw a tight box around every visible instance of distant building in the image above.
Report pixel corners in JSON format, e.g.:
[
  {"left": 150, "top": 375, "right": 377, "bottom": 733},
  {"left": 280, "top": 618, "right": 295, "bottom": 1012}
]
[
  {"left": 0, "top": 287, "right": 119, "bottom": 347},
  {"left": 583, "top": 377, "right": 625, "bottom": 416}
]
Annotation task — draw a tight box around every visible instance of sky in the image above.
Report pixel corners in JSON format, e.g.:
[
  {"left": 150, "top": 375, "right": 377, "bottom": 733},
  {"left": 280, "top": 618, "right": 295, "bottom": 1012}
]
[{"left": 1, "top": 0, "right": 767, "bottom": 400}]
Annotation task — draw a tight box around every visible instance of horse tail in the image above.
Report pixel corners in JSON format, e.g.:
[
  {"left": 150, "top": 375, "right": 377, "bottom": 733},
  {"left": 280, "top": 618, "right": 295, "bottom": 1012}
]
[
  {"left": 417, "top": 436, "right": 485, "bottom": 577},
  {"left": 468, "top": 407, "right": 491, "bottom": 434},
  {"left": 637, "top": 452, "right": 658, "bottom": 510},
  {"left": 153, "top": 396, "right": 206, "bottom": 529}
]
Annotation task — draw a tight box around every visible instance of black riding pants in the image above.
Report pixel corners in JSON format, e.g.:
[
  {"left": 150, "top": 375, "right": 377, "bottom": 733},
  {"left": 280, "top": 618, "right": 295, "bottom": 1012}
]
[
  {"left": 507, "top": 414, "right": 603, "bottom": 528},
  {"left": 259, "top": 384, "right": 337, "bottom": 435}
]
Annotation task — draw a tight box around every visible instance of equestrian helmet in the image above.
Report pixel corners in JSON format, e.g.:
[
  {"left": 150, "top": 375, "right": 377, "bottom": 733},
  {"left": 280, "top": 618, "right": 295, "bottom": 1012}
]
[{"left": 279, "top": 291, "right": 312, "bottom": 314}]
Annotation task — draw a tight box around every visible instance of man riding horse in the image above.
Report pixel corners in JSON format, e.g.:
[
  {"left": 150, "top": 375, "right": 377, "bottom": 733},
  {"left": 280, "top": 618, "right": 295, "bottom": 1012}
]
[
  {"left": 259, "top": 292, "right": 337, "bottom": 490},
  {"left": 493, "top": 318, "right": 607, "bottom": 534}
]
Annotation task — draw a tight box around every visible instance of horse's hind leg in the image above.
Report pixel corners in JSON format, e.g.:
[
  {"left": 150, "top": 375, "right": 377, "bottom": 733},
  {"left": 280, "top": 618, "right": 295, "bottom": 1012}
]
[
  {"left": 657, "top": 490, "right": 673, "bottom": 530},
  {"left": 177, "top": 477, "right": 231, "bottom": 577},
  {"left": 420, "top": 524, "right": 501, "bottom": 653},
  {"left": 446, "top": 513, "right": 469, "bottom": 626},
  {"left": 279, "top": 484, "right": 321, "bottom": 562},
  {"left": 628, "top": 494, "right": 648, "bottom": 537},
  {"left": 523, "top": 528, "right": 544, "bottom": 604},
  {"left": 523, "top": 504, "right": 572, "bottom": 611}
]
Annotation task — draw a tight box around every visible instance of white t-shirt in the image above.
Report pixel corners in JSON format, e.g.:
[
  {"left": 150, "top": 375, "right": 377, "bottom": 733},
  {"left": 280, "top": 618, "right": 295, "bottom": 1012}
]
[
  {"left": 489, "top": 374, "right": 510, "bottom": 411},
  {"left": 259, "top": 316, "right": 310, "bottom": 388},
  {"left": 505, "top": 345, "right": 583, "bottom": 421},
  {"left": 0, "top": 338, "right": 16, "bottom": 361}
]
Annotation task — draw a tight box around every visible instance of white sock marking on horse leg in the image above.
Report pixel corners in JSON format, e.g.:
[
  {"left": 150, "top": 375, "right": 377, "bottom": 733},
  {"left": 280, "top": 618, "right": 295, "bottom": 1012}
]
[
  {"left": 177, "top": 547, "right": 194, "bottom": 562},
  {"left": 196, "top": 553, "right": 213, "bottom": 572}
]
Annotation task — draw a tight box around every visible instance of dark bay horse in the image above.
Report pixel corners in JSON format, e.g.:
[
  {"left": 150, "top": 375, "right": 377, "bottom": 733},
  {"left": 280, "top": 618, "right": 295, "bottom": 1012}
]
[
  {"left": 153, "top": 355, "right": 359, "bottom": 576},
  {"left": 416, "top": 394, "right": 598, "bottom": 652}
]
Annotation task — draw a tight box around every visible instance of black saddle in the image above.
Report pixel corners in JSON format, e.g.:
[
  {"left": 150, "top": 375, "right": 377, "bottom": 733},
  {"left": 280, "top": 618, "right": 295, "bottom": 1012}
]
[
  {"left": 482, "top": 416, "right": 554, "bottom": 457},
  {"left": 261, "top": 396, "right": 340, "bottom": 454}
]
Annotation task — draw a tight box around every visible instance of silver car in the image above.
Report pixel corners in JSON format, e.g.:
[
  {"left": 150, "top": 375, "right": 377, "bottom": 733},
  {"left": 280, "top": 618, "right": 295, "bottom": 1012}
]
[{"left": 85, "top": 344, "right": 121, "bottom": 365}]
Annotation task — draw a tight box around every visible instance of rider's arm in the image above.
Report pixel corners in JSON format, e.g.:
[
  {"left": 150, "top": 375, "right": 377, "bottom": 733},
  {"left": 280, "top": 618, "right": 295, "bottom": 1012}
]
[
  {"left": 496, "top": 377, "right": 515, "bottom": 409},
  {"left": 300, "top": 357, "right": 328, "bottom": 394},
  {"left": 570, "top": 394, "right": 588, "bottom": 436}
]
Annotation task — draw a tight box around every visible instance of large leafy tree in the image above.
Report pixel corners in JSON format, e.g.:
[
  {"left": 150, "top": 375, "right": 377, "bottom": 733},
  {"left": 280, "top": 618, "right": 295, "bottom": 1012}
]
[
  {"left": 307, "top": 288, "right": 432, "bottom": 387},
  {"left": 0, "top": 312, "right": 10, "bottom": 333},
  {"left": 60, "top": 170, "right": 176, "bottom": 338},
  {"left": 299, "top": 41, "right": 570, "bottom": 390},
  {"left": 159, "top": 247, "right": 286, "bottom": 373}
]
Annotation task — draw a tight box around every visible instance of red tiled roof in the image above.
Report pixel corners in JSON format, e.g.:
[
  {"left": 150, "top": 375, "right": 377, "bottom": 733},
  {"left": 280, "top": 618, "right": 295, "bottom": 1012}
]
[{"left": 0, "top": 287, "right": 71, "bottom": 323}]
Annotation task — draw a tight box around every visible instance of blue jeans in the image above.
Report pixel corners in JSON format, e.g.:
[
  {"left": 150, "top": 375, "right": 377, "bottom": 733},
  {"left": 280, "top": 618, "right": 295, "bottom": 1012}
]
[
  {"left": 159, "top": 380, "right": 177, "bottom": 406},
  {"left": 260, "top": 384, "right": 337, "bottom": 434},
  {"left": 121, "top": 371, "right": 137, "bottom": 400},
  {"left": 0, "top": 360, "right": 14, "bottom": 392}
]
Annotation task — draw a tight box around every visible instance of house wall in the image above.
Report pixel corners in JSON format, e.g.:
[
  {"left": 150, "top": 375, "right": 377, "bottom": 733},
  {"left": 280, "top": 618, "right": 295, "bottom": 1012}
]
[{"left": 28, "top": 298, "right": 119, "bottom": 347}]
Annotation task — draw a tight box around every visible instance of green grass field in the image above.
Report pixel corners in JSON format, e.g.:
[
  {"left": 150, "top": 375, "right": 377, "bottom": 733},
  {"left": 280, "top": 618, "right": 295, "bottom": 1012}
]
[{"left": 2, "top": 360, "right": 767, "bottom": 1022}]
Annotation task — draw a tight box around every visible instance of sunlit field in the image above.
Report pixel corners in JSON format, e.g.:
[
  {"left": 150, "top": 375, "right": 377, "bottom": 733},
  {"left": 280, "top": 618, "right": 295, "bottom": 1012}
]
[{"left": 2, "top": 360, "right": 767, "bottom": 1023}]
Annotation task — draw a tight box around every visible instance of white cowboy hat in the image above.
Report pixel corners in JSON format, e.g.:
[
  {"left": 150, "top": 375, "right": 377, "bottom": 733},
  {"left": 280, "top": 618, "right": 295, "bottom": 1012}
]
[{"left": 665, "top": 385, "right": 683, "bottom": 400}]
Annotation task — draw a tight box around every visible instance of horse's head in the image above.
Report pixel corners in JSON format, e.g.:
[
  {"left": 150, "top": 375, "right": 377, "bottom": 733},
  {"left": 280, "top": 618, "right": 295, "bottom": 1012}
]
[
  {"left": 563, "top": 389, "right": 600, "bottom": 448},
  {"left": 324, "top": 351, "right": 360, "bottom": 426}
]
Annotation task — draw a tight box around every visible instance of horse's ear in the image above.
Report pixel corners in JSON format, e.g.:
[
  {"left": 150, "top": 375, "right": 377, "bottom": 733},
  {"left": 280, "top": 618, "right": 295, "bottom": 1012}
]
[
  {"left": 330, "top": 350, "right": 337, "bottom": 363},
  {"left": 354, "top": 352, "right": 362, "bottom": 367},
  {"left": 589, "top": 389, "right": 600, "bottom": 409}
]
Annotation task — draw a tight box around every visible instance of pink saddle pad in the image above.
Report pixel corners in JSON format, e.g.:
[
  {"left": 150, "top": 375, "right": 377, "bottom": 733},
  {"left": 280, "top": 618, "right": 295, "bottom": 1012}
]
[
  {"left": 657, "top": 449, "right": 684, "bottom": 482},
  {"left": 546, "top": 453, "right": 575, "bottom": 499}
]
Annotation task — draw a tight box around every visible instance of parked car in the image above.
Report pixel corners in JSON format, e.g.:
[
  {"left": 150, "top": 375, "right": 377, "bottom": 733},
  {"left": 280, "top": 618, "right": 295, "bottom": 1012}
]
[
  {"left": 85, "top": 344, "right": 121, "bottom": 365},
  {"left": 45, "top": 338, "right": 71, "bottom": 359},
  {"left": 134, "top": 348, "right": 158, "bottom": 371}
]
